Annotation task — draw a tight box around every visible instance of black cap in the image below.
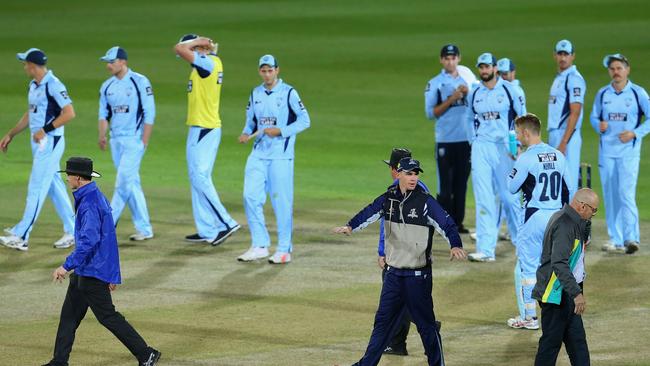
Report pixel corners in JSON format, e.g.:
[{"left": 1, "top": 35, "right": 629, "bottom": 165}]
[
  {"left": 58, "top": 157, "right": 101, "bottom": 178},
  {"left": 397, "top": 157, "right": 423, "bottom": 173},
  {"left": 440, "top": 44, "right": 460, "bottom": 57},
  {"left": 383, "top": 148, "right": 412, "bottom": 168}
]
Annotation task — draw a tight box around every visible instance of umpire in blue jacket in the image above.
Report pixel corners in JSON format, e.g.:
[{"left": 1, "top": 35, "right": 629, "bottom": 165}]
[
  {"left": 45, "top": 157, "right": 160, "bottom": 366},
  {"left": 334, "top": 158, "right": 466, "bottom": 366}
]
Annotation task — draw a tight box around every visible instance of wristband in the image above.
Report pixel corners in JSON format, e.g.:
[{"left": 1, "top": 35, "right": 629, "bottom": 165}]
[{"left": 43, "top": 123, "right": 56, "bottom": 133}]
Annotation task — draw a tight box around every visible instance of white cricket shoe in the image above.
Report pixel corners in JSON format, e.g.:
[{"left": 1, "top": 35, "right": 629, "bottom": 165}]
[
  {"left": 237, "top": 247, "right": 269, "bottom": 262},
  {"left": 602, "top": 242, "right": 625, "bottom": 254},
  {"left": 268, "top": 252, "right": 291, "bottom": 264},
  {"left": 468, "top": 252, "right": 495, "bottom": 262},
  {"left": 470, "top": 232, "right": 509, "bottom": 242},
  {"left": 0, "top": 234, "right": 28, "bottom": 251},
  {"left": 129, "top": 232, "right": 154, "bottom": 241},
  {"left": 53, "top": 234, "right": 75, "bottom": 249},
  {"left": 507, "top": 316, "right": 539, "bottom": 330}
]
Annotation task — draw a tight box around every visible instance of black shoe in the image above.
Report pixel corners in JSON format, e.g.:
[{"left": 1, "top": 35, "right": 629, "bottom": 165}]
[
  {"left": 383, "top": 345, "right": 408, "bottom": 356},
  {"left": 185, "top": 233, "right": 210, "bottom": 243},
  {"left": 458, "top": 225, "right": 470, "bottom": 234},
  {"left": 140, "top": 348, "right": 161, "bottom": 366},
  {"left": 625, "top": 241, "right": 639, "bottom": 254},
  {"left": 211, "top": 224, "right": 241, "bottom": 246}
]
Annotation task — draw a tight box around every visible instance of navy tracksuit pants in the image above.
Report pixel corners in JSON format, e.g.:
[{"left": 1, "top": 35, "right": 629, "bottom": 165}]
[{"left": 353, "top": 267, "right": 444, "bottom": 366}]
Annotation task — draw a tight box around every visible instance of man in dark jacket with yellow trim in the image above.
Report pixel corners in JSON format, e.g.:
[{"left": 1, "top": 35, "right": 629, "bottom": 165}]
[{"left": 533, "top": 188, "right": 598, "bottom": 366}]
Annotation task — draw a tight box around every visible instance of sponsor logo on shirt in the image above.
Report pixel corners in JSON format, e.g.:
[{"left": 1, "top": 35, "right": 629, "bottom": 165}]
[
  {"left": 113, "top": 105, "right": 130, "bottom": 114},
  {"left": 481, "top": 111, "right": 501, "bottom": 120},
  {"left": 537, "top": 153, "right": 558, "bottom": 163},
  {"left": 60, "top": 91, "right": 69, "bottom": 99},
  {"left": 298, "top": 100, "right": 306, "bottom": 110},
  {"left": 187, "top": 80, "right": 193, "bottom": 92},
  {"left": 29, "top": 104, "right": 37, "bottom": 113},
  {"left": 146, "top": 86, "right": 153, "bottom": 96},
  {"left": 260, "top": 117, "right": 277, "bottom": 126},
  {"left": 549, "top": 96, "right": 557, "bottom": 104},
  {"left": 608, "top": 113, "right": 627, "bottom": 122},
  {"left": 509, "top": 168, "right": 517, "bottom": 179},
  {"left": 217, "top": 71, "right": 223, "bottom": 84}
]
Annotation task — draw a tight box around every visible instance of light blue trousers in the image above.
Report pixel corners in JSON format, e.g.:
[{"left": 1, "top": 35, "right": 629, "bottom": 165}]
[
  {"left": 599, "top": 154, "right": 640, "bottom": 245},
  {"left": 186, "top": 127, "right": 238, "bottom": 239},
  {"left": 548, "top": 129, "right": 581, "bottom": 198},
  {"left": 515, "top": 208, "right": 555, "bottom": 319},
  {"left": 471, "top": 140, "right": 522, "bottom": 258},
  {"left": 11, "top": 135, "right": 74, "bottom": 241},
  {"left": 243, "top": 156, "right": 294, "bottom": 253},
  {"left": 110, "top": 136, "right": 152, "bottom": 236}
]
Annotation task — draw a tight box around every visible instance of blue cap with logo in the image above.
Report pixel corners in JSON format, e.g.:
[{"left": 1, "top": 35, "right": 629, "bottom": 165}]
[
  {"left": 440, "top": 44, "right": 460, "bottom": 57},
  {"left": 100, "top": 46, "right": 128, "bottom": 62},
  {"left": 497, "top": 58, "right": 515, "bottom": 73},
  {"left": 602, "top": 53, "right": 629, "bottom": 68},
  {"left": 259, "top": 54, "right": 278, "bottom": 68},
  {"left": 397, "top": 157, "right": 423, "bottom": 173},
  {"left": 17, "top": 48, "right": 47, "bottom": 66},
  {"left": 555, "top": 39, "right": 574, "bottom": 54},
  {"left": 179, "top": 33, "right": 199, "bottom": 43},
  {"left": 476, "top": 52, "right": 496, "bottom": 67}
]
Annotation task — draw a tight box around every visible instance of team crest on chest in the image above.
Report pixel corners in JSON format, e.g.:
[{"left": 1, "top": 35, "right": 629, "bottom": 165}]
[
  {"left": 407, "top": 208, "right": 419, "bottom": 219},
  {"left": 625, "top": 97, "right": 633, "bottom": 107}
]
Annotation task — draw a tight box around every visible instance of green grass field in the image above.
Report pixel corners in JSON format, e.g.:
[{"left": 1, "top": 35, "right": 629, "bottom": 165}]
[{"left": 1, "top": 0, "right": 650, "bottom": 365}]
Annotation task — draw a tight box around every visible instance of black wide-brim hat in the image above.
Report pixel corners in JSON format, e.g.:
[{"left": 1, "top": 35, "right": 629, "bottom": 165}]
[{"left": 58, "top": 157, "right": 101, "bottom": 178}]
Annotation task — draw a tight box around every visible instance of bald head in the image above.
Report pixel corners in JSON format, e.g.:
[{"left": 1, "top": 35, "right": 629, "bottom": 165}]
[{"left": 570, "top": 188, "right": 599, "bottom": 219}]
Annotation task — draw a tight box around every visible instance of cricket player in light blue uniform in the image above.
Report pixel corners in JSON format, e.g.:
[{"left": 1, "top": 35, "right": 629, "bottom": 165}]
[
  {"left": 508, "top": 114, "right": 569, "bottom": 330},
  {"left": 497, "top": 58, "right": 526, "bottom": 109},
  {"left": 175, "top": 34, "right": 240, "bottom": 246},
  {"left": 590, "top": 54, "right": 650, "bottom": 255},
  {"left": 424, "top": 44, "right": 473, "bottom": 233},
  {"left": 98, "top": 46, "right": 155, "bottom": 241},
  {"left": 467, "top": 53, "right": 525, "bottom": 262},
  {"left": 548, "top": 40, "right": 586, "bottom": 198},
  {"left": 0, "top": 48, "right": 75, "bottom": 251},
  {"left": 237, "top": 55, "right": 310, "bottom": 264}
]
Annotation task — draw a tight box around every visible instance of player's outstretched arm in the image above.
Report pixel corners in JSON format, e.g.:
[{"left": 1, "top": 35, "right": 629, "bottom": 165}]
[{"left": 332, "top": 226, "right": 352, "bottom": 235}]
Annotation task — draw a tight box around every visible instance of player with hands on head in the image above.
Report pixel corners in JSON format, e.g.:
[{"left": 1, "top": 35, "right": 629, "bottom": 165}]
[{"left": 174, "top": 33, "right": 240, "bottom": 246}]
